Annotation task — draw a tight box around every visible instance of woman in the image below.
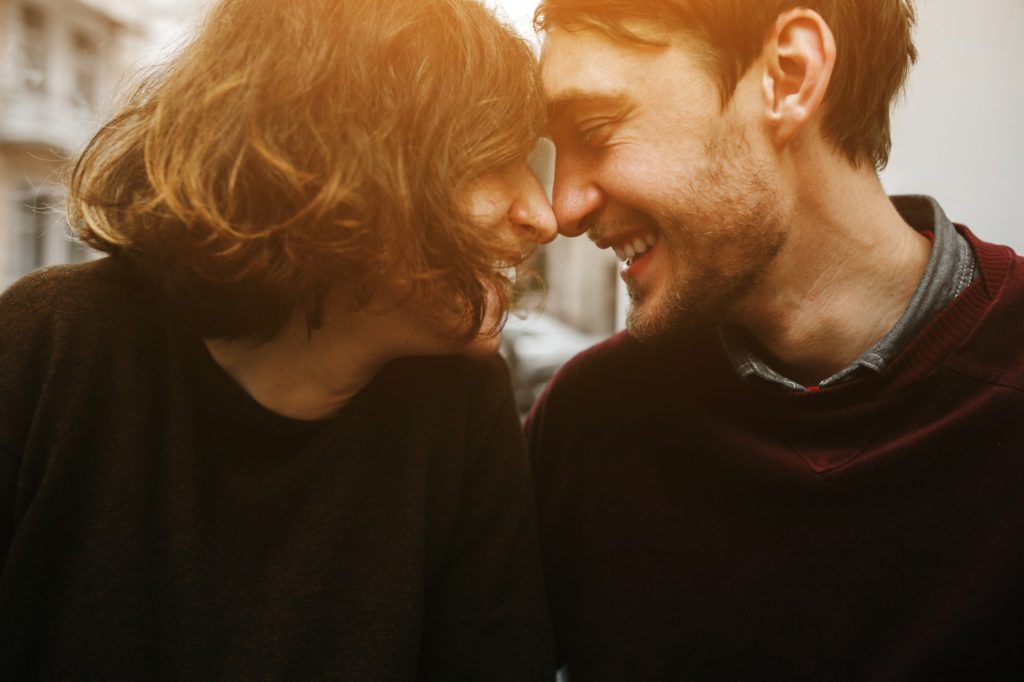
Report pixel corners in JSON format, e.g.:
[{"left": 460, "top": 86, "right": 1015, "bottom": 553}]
[{"left": 0, "top": 0, "right": 556, "bottom": 678}]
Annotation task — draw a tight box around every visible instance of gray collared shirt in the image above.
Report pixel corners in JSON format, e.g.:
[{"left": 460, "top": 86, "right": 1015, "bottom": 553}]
[{"left": 720, "top": 195, "right": 977, "bottom": 391}]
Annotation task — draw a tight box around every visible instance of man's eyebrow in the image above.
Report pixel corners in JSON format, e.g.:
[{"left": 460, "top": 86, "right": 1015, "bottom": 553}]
[{"left": 547, "top": 91, "right": 630, "bottom": 120}]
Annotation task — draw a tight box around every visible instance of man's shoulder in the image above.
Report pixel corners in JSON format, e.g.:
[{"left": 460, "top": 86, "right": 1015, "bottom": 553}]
[
  {"left": 942, "top": 228, "right": 1024, "bottom": 391},
  {"left": 553, "top": 330, "right": 642, "bottom": 378},
  {"left": 526, "top": 328, "right": 720, "bottom": 438},
  {"left": 547, "top": 328, "right": 717, "bottom": 390}
]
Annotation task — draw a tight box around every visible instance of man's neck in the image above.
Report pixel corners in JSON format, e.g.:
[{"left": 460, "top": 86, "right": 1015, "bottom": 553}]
[{"left": 731, "top": 156, "right": 932, "bottom": 386}]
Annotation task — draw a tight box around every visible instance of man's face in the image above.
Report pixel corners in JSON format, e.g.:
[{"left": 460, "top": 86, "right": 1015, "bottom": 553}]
[{"left": 541, "top": 25, "right": 788, "bottom": 342}]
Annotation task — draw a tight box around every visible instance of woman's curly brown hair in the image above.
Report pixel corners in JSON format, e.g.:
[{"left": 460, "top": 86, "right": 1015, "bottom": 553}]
[{"left": 69, "top": 0, "right": 546, "bottom": 341}]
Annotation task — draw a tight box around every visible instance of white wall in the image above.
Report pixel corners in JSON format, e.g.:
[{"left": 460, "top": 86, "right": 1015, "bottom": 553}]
[
  {"left": 484, "top": 0, "right": 539, "bottom": 46},
  {"left": 881, "top": 0, "right": 1024, "bottom": 252}
]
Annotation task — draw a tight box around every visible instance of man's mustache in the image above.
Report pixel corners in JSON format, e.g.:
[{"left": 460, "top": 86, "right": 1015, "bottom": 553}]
[{"left": 584, "top": 210, "right": 663, "bottom": 244}]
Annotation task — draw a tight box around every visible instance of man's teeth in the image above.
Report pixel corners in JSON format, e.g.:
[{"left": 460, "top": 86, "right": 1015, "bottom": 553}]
[{"left": 613, "top": 234, "right": 658, "bottom": 264}]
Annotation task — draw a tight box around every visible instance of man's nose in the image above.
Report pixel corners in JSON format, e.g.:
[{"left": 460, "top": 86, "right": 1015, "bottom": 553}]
[{"left": 552, "top": 153, "right": 602, "bottom": 238}]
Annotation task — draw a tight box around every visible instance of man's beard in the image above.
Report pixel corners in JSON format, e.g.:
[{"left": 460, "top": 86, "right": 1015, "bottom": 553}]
[{"left": 625, "top": 127, "right": 787, "bottom": 346}]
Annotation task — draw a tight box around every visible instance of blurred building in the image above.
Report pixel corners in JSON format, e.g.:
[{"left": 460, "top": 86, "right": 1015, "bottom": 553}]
[{"left": 0, "top": 0, "right": 206, "bottom": 290}]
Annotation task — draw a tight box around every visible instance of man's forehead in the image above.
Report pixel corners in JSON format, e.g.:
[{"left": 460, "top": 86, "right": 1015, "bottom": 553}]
[
  {"left": 540, "top": 24, "right": 716, "bottom": 121},
  {"left": 539, "top": 27, "right": 644, "bottom": 110}
]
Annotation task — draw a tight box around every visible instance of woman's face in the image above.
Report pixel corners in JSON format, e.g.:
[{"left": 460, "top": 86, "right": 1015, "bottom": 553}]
[
  {"left": 384, "top": 153, "right": 557, "bottom": 359},
  {"left": 460, "top": 155, "right": 557, "bottom": 255},
  {"left": 456, "top": 153, "right": 559, "bottom": 355}
]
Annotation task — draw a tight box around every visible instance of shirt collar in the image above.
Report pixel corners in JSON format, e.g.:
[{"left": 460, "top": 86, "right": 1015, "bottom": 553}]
[{"left": 720, "top": 195, "right": 977, "bottom": 391}]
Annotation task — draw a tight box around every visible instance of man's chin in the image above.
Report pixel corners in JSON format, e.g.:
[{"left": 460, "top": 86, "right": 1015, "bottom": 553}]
[
  {"left": 626, "top": 305, "right": 673, "bottom": 346},
  {"left": 625, "top": 295, "right": 715, "bottom": 347}
]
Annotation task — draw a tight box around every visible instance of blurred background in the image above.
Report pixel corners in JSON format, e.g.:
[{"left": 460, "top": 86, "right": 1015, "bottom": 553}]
[{"left": 1, "top": 0, "right": 1021, "bottom": 413}]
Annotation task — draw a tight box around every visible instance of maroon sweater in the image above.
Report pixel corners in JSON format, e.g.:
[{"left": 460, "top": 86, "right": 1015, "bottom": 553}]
[{"left": 526, "top": 228, "right": 1024, "bottom": 681}]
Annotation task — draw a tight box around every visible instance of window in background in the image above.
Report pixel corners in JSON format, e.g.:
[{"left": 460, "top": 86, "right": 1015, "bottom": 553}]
[
  {"left": 17, "top": 194, "right": 48, "bottom": 274},
  {"left": 19, "top": 5, "right": 48, "bottom": 93},
  {"left": 68, "top": 234, "right": 93, "bottom": 264},
  {"left": 71, "top": 31, "right": 99, "bottom": 107},
  {"left": 14, "top": 192, "right": 68, "bottom": 276}
]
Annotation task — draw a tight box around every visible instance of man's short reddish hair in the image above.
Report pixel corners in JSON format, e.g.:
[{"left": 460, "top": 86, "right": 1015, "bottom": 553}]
[{"left": 535, "top": 0, "right": 917, "bottom": 170}]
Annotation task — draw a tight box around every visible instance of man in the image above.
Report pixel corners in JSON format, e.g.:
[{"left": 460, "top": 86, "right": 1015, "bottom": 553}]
[{"left": 525, "top": 1, "right": 1024, "bottom": 679}]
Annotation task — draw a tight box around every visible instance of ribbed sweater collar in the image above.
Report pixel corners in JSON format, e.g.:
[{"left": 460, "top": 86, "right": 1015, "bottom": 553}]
[{"left": 729, "top": 227, "right": 1017, "bottom": 408}]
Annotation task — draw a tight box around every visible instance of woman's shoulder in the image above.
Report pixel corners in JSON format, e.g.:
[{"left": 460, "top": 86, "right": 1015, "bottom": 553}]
[
  {"left": 362, "top": 354, "right": 516, "bottom": 434},
  {"left": 1, "top": 257, "right": 148, "bottom": 332},
  {"left": 380, "top": 353, "right": 513, "bottom": 399},
  {"left": 0, "top": 257, "right": 161, "bottom": 400}
]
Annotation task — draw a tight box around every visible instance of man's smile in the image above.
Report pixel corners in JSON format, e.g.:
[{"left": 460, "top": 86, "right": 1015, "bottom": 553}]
[{"left": 589, "top": 228, "right": 662, "bottom": 281}]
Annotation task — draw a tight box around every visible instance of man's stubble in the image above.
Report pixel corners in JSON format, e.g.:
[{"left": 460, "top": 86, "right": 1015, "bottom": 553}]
[{"left": 626, "top": 124, "right": 788, "bottom": 346}]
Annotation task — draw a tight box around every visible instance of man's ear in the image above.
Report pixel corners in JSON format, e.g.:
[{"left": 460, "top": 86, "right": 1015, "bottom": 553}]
[{"left": 760, "top": 9, "right": 836, "bottom": 149}]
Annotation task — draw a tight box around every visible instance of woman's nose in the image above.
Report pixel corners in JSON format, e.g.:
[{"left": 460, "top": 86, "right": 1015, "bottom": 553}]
[{"left": 507, "top": 164, "right": 557, "bottom": 244}]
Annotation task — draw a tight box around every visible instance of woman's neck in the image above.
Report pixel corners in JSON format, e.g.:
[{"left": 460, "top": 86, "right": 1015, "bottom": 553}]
[{"left": 205, "top": 309, "right": 394, "bottom": 421}]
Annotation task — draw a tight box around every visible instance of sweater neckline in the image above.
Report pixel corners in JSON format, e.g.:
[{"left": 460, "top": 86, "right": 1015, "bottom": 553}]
[
  {"left": 873, "top": 225, "right": 1013, "bottom": 392},
  {"left": 178, "top": 330, "right": 369, "bottom": 449},
  {"left": 730, "top": 226, "right": 1015, "bottom": 408}
]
